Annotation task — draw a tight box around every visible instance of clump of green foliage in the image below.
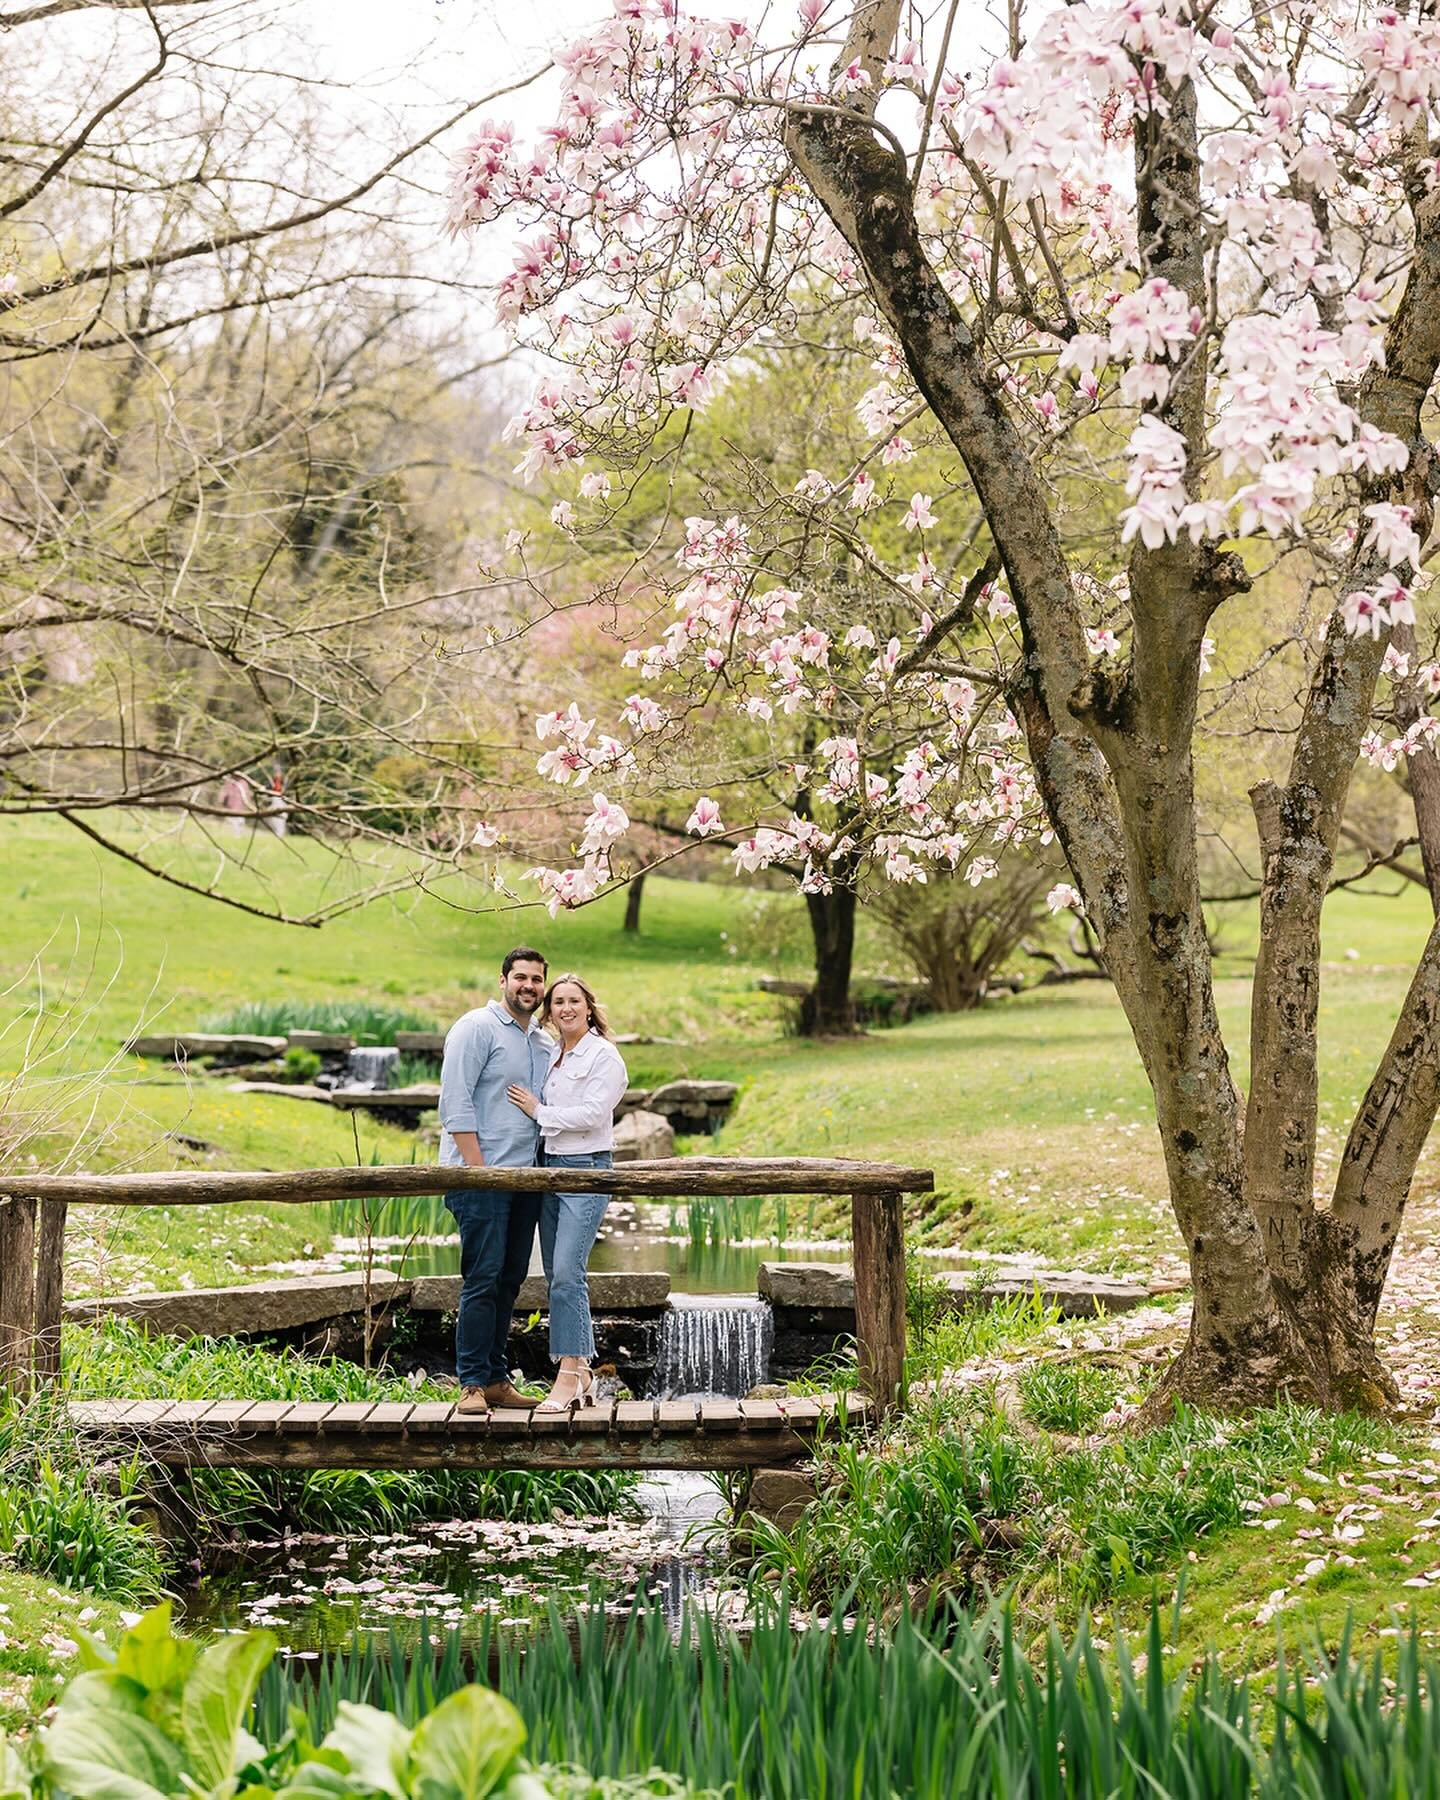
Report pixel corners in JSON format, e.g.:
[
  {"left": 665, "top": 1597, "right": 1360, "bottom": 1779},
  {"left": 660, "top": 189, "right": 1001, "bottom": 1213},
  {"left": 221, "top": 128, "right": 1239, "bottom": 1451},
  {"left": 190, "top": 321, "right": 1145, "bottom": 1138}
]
[
  {"left": 1019, "top": 1358, "right": 1125, "bottom": 1433},
  {"left": 0, "top": 1393, "right": 167, "bottom": 1603},
  {"left": 741, "top": 1394, "right": 1395, "bottom": 1611},
  {"left": 5, "top": 1601, "right": 672, "bottom": 1798},
  {"left": 253, "top": 1596, "right": 1440, "bottom": 1800},
  {"left": 202, "top": 999, "right": 434, "bottom": 1040},
  {"left": 281, "top": 1045, "right": 323, "bottom": 1082}
]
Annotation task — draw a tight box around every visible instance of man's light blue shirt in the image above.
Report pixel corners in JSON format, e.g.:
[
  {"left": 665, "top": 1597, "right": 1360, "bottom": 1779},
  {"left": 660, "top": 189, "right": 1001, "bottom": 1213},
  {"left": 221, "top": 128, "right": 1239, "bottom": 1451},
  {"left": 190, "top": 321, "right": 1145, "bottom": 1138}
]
[{"left": 438, "top": 998, "right": 556, "bottom": 1168}]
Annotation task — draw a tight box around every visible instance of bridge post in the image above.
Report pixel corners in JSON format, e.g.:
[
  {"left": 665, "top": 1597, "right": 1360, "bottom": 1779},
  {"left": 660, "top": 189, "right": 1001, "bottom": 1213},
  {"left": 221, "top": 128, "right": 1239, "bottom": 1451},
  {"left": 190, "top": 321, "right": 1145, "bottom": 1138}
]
[
  {"left": 0, "top": 1196, "right": 66, "bottom": 1392},
  {"left": 0, "top": 1195, "right": 37, "bottom": 1393},
  {"left": 851, "top": 1189, "right": 906, "bottom": 1415},
  {"left": 35, "top": 1201, "right": 68, "bottom": 1384}
]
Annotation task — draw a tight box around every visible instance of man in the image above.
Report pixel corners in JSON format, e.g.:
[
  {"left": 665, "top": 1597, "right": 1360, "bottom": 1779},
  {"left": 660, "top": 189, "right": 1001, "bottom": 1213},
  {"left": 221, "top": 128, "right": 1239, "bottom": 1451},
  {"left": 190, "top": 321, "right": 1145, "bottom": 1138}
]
[{"left": 439, "top": 946, "right": 555, "bottom": 1414}]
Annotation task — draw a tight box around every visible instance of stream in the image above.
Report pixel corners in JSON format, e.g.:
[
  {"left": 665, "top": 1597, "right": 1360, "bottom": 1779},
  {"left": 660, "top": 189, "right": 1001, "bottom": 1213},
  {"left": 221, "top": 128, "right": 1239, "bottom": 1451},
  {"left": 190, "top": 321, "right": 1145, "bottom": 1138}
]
[{"left": 186, "top": 1474, "right": 725, "bottom": 1653}]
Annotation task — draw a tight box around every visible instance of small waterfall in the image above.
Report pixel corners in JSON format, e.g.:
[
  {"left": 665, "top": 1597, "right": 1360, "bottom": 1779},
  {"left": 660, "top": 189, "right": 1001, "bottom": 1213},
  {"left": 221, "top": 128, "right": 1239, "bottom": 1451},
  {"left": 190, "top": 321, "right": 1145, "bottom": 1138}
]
[
  {"left": 344, "top": 1045, "right": 399, "bottom": 1090},
  {"left": 651, "top": 1295, "right": 773, "bottom": 1399}
]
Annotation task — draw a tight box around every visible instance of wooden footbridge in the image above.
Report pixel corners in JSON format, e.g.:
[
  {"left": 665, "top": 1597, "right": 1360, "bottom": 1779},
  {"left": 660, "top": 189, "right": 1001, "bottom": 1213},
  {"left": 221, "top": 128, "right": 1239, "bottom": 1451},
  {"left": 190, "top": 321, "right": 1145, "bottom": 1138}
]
[
  {"left": 1, "top": 1158, "right": 931, "bottom": 1470},
  {"left": 66, "top": 1392, "right": 873, "bottom": 1470}
]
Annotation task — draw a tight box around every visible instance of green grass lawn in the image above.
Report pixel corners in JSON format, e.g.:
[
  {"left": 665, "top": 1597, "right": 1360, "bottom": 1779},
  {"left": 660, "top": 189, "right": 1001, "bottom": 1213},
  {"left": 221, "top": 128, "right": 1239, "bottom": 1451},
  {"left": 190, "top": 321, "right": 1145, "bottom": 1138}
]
[{"left": 3, "top": 812, "right": 1439, "bottom": 1282}]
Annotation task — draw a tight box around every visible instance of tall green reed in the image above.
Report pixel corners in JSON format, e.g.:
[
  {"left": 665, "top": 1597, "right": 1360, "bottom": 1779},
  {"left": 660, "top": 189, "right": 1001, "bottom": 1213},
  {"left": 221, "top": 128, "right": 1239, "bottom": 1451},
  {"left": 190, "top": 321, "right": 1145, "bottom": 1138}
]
[
  {"left": 201, "top": 999, "right": 434, "bottom": 1040},
  {"left": 254, "top": 1596, "right": 1440, "bottom": 1800}
]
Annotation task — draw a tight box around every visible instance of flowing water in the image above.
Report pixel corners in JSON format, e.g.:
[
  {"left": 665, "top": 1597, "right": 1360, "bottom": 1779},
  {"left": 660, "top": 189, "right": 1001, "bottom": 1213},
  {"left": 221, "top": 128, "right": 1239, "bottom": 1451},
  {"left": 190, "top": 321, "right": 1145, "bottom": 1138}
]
[
  {"left": 652, "top": 1296, "right": 773, "bottom": 1400},
  {"left": 343, "top": 1045, "right": 399, "bottom": 1090}
]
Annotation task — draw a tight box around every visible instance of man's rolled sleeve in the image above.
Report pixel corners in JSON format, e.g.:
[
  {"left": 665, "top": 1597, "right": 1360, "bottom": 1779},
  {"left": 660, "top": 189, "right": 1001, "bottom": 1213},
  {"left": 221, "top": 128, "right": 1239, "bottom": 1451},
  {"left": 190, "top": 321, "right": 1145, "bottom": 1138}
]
[{"left": 439, "top": 1013, "right": 491, "bottom": 1137}]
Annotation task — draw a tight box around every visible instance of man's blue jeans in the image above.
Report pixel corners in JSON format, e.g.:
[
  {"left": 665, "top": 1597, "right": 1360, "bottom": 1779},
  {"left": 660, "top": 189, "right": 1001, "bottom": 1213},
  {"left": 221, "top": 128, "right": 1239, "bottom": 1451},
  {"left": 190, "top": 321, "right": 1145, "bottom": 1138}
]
[
  {"left": 446, "top": 1189, "right": 541, "bottom": 1389},
  {"left": 539, "top": 1151, "right": 612, "bottom": 1360}
]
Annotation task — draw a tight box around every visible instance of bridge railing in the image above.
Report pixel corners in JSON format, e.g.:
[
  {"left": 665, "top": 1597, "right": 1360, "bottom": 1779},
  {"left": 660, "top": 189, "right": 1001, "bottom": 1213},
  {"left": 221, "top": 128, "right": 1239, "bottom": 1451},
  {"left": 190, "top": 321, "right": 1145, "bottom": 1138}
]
[{"left": 0, "top": 1157, "right": 933, "bottom": 1412}]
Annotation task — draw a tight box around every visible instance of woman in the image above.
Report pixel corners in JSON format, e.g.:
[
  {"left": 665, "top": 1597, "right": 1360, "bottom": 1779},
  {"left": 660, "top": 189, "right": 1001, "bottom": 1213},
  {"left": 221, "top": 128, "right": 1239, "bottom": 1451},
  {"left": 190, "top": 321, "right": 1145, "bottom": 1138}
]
[{"left": 507, "top": 972, "right": 629, "bottom": 1411}]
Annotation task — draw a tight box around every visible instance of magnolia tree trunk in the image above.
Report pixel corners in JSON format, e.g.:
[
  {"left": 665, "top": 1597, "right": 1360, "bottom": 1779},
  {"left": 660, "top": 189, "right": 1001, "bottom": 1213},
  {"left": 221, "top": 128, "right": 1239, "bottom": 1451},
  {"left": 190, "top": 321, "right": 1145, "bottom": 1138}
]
[
  {"left": 783, "top": 1, "right": 1440, "bottom": 1413},
  {"left": 799, "top": 885, "right": 858, "bottom": 1036}
]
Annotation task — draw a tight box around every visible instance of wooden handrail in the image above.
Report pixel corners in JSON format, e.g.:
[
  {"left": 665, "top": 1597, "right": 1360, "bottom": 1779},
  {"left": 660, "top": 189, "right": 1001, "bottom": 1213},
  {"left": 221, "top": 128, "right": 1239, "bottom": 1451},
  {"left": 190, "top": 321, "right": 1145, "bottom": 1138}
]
[
  {"left": 0, "top": 1156, "right": 932, "bottom": 1203},
  {"left": 1, "top": 1156, "right": 926, "bottom": 1413}
]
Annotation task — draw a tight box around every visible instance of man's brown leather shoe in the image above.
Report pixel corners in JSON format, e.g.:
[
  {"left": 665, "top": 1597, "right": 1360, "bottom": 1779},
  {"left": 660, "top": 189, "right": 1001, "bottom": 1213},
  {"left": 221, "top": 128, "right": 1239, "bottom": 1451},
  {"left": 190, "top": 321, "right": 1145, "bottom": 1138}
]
[
  {"left": 483, "top": 1380, "right": 539, "bottom": 1409},
  {"left": 457, "top": 1385, "right": 490, "bottom": 1415}
]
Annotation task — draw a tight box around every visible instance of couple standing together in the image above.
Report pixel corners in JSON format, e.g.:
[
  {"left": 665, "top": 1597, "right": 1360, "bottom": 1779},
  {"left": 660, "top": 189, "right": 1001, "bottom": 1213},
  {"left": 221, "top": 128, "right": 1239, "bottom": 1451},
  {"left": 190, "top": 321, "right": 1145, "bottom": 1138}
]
[{"left": 438, "top": 946, "right": 628, "bottom": 1415}]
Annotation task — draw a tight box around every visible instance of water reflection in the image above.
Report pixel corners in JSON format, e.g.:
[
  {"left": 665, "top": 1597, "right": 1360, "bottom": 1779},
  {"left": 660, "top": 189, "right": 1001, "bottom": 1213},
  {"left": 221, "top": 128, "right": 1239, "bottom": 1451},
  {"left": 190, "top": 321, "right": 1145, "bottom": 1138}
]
[
  {"left": 382, "top": 1201, "right": 976, "bottom": 1295},
  {"left": 185, "top": 1478, "right": 722, "bottom": 1654}
]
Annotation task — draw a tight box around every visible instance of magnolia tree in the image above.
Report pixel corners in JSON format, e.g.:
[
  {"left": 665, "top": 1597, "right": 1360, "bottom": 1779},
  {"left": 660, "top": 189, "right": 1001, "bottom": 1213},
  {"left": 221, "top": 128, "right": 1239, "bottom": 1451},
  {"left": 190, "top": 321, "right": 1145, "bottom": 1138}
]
[{"left": 452, "top": 0, "right": 1440, "bottom": 1410}]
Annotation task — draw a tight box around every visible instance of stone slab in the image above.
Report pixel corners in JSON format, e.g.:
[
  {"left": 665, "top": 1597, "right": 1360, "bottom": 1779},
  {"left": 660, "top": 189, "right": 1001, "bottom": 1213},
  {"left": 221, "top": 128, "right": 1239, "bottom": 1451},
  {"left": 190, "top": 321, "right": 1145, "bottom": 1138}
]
[
  {"left": 759, "top": 1261, "right": 1154, "bottom": 1319},
  {"left": 942, "top": 1270, "right": 1153, "bottom": 1318},
  {"left": 613, "top": 1108, "right": 676, "bottom": 1163},
  {"left": 408, "top": 1271, "right": 671, "bottom": 1314},
  {"left": 286, "top": 1030, "right": 355, "bottom": 1052},
  {"left": 395, "top": 1031, "right": 446, "bottom": 1054},
  {"left": 758, "top": 1262, "right": 854, "bottom": 1307},
  {"left": 127, "top": 1033, "right": 287, "bottom": 1060},
  {"left": 66, "top": 1270, "right": 411, "bottom": 1338},
  {"left": 230, "top": 1082, "right": 336, "bottom": 1104},
  {"left": 647, "top": 1080, "right": 738, "bottom": 1107},
  {"left": 327, "top": 1085, "right": 439, "bottom": 1115}
]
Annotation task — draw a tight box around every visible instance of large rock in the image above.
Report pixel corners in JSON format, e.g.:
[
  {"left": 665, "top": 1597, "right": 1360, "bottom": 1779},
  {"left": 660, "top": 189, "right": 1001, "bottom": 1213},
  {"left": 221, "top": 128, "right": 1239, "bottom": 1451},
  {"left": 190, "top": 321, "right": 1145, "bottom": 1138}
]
[
  {"left": 326, "top": 1084, "right": 440, "bottom": 1120},
  {"left": 66, "top": 1270, "right": 410, "bottom": 1338},
  {"left": 744, "top": 1467, "right": 817, "bottom": 1532},
  {"left": 758, "top": 1262, "right": 854, "bottom": 1308},
  {"left": 408, "top": 1271, "right": 671, "bottom": 1313},
  {"left": 613, "top": 1109, "right": 675, "bottom": 1162},
  {"left": 126, "top": 1033, "right": 286, "bottom": 1061},
  {"left": 395, "top": 1030, "right": 446, "bottom": 1054}
]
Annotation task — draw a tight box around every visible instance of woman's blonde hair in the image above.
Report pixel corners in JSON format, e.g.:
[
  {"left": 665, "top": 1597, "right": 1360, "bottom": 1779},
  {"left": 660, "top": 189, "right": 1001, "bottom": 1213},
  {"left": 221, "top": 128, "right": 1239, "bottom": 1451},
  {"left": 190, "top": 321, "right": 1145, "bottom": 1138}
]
[{"left": 539, "top": 971, "right": 613, "bottom": 1039}]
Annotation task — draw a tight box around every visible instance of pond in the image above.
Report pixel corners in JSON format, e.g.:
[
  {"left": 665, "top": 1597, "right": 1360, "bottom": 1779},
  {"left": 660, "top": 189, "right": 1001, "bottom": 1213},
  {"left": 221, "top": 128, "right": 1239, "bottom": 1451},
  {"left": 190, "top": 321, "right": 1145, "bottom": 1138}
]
[
  {"left": 182, "top": 1474, "right": 725, "bottom": 1655},
  {"left": 331, "top": 1199, "right": 979, "bottom": 1295}
]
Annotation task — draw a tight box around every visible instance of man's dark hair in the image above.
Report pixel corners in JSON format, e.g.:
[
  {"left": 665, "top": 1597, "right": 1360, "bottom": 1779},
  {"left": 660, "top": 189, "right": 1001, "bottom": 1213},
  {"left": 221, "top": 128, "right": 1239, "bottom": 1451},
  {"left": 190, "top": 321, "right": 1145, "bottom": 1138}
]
[{"left": 502, "top": 945, "right": 548, "bottom": 978}]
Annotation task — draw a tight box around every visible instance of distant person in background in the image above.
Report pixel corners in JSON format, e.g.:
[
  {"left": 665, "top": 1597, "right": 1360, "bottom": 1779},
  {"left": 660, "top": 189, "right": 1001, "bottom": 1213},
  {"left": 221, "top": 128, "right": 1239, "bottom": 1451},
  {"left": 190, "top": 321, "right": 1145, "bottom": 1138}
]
[
  {"left": 218, "top": 773, "right": 252, "bottom": 834},
  {"left": 507, "top": 973, "right": 628, "bottom": 1412},
  {"left": 439, "top": 946, "right": 554, "bottom": 1415},
  {"left": 261, "top": 768, "right": 287, "bottom": 837}
]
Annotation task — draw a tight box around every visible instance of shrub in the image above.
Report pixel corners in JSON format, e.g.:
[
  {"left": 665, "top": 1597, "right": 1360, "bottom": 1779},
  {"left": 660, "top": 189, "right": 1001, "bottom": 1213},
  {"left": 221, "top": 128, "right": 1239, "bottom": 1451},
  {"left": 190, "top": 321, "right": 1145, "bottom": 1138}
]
[{"left": 282, "top": 1045, "right": 323, "bottom": 1081}]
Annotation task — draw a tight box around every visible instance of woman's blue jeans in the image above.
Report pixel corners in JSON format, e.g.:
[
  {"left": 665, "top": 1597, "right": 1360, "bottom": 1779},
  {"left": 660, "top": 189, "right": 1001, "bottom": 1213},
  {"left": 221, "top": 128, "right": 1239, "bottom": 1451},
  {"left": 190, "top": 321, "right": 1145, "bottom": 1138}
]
[{"left": 540, "top": 1150, "right": 611, "bottom": 1360}]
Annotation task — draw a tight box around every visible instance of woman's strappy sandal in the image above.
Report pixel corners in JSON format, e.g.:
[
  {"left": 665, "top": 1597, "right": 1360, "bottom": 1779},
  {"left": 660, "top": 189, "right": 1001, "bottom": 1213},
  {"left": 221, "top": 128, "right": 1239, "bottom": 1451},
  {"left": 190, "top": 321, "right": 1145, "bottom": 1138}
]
[{"left": 535, "top": 1366, "right": 595, "bottom": 1412}]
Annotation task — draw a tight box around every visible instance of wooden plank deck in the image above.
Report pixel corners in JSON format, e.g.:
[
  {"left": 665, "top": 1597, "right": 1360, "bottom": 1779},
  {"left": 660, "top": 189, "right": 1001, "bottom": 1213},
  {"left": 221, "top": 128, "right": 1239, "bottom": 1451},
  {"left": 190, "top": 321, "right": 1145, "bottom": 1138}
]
[{"left": 66, "top": 1393, "right": 870, "bottom": 1470}]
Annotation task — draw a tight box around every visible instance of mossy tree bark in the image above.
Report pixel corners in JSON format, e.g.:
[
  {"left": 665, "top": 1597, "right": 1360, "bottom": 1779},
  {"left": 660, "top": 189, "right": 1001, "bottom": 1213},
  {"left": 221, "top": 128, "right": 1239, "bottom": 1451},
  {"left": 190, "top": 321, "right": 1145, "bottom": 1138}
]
[{"left": 783, "top": 1, "right": 1440, "bottom": 1412}]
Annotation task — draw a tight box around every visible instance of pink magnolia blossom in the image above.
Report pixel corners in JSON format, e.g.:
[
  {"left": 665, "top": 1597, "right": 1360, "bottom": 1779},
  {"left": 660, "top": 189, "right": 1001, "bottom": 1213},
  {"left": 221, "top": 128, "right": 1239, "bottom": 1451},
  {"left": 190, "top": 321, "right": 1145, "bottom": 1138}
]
[
  {"left": 686, "top": 796, "right": 724, "bottom": 836},
  {"left": 1046, "top": 882, "right": 1084, "bottom": 913},
  {"left": 903, "top": 493, "right": 938, "bottom": 531},
  {"left": 1363, "top": 503, "right": 1422, "bottom": 570},
  {"left": 849, "top": 471, "right": 882, "bottom": 512}
]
